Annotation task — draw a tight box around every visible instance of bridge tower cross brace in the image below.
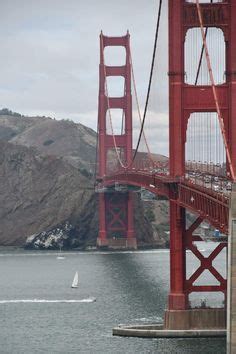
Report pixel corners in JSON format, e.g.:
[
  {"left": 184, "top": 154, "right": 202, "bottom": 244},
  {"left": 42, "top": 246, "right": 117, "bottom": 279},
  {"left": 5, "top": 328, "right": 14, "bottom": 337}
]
[
  {"left": 167, "top": 0, "right": 236, "bottom": 321},
  {"left": 97, "top": 32, "right": 136, "bottom": 249}
]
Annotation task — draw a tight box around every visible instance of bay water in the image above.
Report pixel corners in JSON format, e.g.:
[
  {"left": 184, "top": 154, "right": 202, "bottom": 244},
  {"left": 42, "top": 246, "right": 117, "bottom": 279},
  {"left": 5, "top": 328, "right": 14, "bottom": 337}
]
[{"left": 0, "top": 243, "right": 226, "bottom": 353}]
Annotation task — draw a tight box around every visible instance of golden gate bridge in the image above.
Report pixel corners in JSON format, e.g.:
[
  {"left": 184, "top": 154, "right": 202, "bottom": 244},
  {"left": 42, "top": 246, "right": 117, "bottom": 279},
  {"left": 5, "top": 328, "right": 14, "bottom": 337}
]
[{"left": 94, "top": 0, "right": 236, "bottom": 346}]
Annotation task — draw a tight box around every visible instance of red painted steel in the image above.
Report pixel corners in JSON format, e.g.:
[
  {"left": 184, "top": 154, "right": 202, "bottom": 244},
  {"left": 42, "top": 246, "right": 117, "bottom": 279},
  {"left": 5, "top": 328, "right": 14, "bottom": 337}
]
[
  {"left": 178, "top": 181, "right": 229, "bottom": 234},
  {"left": 228, "top": 1, "right": 236, "bottom": 177},
  {"left": 168, "top": 0, "right": 189, "bottom": 310},
  {"left": 105, "top": 194, "right": 127, "bottom": 237},
  {"left": 97, "top": 0, "right": 234, "bottom": 309},
  {"left": 104, "top": 172, "right": 229, "bottom": 234},
  {"left": 167, "top": 0, "right": 233, "bottom": 310},
  {"left": 103, "top": 170, "right": 171, "bottom": 198},
  {"left": 97, "top": 32, "right": 135, "bottom": 247}
]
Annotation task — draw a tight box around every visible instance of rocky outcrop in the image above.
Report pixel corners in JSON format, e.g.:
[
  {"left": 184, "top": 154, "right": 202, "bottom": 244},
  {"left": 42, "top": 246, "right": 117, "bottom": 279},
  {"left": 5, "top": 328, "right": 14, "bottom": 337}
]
[{"left": 25, "top": 221, "right": 77, "bottom": 249}]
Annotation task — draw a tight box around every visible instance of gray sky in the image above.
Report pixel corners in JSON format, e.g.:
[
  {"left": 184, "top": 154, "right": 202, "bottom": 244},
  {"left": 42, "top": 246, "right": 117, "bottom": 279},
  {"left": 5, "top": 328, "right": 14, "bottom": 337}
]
[
  {"left": 0, "top": 0, "right": 170, "bottom": 155},
  {"left": 0, "top": 1, "right": 227, "bottom": 160},
  {"left": 0, "top": 2, "right": 165, "bottom": 114}
]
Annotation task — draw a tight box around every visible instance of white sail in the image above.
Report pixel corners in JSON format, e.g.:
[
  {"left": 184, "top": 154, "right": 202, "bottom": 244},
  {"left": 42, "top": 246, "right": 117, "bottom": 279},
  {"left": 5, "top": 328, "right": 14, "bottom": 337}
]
[{"left": 71, "top": 271, "right": 79, "bottom": 288}]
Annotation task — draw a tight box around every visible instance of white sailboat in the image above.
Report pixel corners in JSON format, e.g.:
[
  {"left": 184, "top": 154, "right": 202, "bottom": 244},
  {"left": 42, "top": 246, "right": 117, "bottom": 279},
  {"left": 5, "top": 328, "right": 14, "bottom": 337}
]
[{"left": 71, "top": 271, "right": 79, "bottom": 288}]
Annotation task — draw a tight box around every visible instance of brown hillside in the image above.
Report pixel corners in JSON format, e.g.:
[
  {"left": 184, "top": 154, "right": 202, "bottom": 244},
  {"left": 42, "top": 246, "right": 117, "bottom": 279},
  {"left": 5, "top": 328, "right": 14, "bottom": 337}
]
[
  {"left": 0, "top": 111, "right": 169, "bottom": 247},
  {"left": 0, "top": 140, "right": 93, "bottom": 245}
]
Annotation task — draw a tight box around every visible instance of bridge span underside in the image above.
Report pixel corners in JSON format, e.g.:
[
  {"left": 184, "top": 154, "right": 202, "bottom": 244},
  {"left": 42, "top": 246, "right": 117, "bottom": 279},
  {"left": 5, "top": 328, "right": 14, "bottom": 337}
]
[{"left": 104, "top": 172, "right": 229, "bottom": 234}]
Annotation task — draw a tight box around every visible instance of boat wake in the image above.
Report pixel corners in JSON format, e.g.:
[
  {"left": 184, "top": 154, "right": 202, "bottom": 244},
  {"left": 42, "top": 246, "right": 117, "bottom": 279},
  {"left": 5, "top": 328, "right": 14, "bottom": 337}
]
[
  {"left": 134, "top": 316, "right": 163, "bottom": 323},
  {"left": 0, "top": 297, "right": 96, "bottom": 304}
]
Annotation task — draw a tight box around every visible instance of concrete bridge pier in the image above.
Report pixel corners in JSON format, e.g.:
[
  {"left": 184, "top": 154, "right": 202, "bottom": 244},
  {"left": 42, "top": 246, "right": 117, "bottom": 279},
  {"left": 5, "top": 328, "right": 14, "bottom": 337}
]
[{"left": 164, "top": 308, "right": 226, "bottom": 331}]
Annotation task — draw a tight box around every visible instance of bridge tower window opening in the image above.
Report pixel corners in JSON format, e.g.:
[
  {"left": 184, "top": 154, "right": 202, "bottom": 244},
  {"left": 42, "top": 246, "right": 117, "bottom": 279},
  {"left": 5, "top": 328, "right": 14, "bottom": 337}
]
[
  {"left": 106, "top": 108, "right": 125, "bottom": 135},
  {"left": 105, "top": 76, "right": 125, "bottom": 98},
  {"left": 186, "top": 112, "right": 226, "bottom": 177},
  {"left": 106, "top": 147, "right": 125, "bottom": 174},
  {"left": 104, "top": 46, "right": 126, "bottom": 66},
  {"left": 184, "top": 27, "right": 225, "bottom": 86}
]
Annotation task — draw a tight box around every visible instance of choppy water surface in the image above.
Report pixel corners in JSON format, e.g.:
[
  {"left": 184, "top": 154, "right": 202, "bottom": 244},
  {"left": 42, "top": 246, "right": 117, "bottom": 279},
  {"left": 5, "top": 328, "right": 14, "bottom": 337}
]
[{"left": 0, "top": 243, "right": 226, "bottom": 353}]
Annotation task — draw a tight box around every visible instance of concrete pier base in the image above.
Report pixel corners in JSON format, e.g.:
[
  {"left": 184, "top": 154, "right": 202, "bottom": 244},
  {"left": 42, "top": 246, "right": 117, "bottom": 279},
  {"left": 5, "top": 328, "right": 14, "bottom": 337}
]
[
  {"left": 97, "top": 237, "right": 137, "bottom": 250},
  {"left": 96, "top": 238, "right": 109, "bottom": 248},
  {"left": 164, "top": 308, "right": 226, "bottom": 330},
  {"left": 113, "top": 308, "right": 226, "bottom": 339},
  {"left": 113, "top": 323, "right": 226, "bottom": 338}
]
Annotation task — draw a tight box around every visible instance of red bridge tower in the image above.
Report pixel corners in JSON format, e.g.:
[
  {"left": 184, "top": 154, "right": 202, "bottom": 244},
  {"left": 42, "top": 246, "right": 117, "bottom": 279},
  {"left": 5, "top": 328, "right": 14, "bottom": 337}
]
[
  {"left": 165, "top": 0, "right": 236, "bottom": 329},
  {"left": 96, "top": 32, "right": 137, "bottom": 249}
]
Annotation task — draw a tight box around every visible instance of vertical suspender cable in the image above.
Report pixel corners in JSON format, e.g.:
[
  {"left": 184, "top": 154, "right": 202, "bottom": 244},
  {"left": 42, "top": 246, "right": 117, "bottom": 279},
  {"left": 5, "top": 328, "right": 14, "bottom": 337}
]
[{"left": 196, "top": 0, "right": 235, "bottom": 181}]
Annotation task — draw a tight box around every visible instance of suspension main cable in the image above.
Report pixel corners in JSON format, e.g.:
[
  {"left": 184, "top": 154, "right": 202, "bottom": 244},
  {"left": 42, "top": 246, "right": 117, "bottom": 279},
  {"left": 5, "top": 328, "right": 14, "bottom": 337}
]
[
  {"left": 194, "top": 0, "right": 213, "bottom": 86},
  {"left": 129, "top": 49, "right": 157, "bottom": 167},
  {"left": 196, "top": 0, "right": 235, "bottom": 181},
  {"left": 132, "top": 0, "right": 163, "bottom": 163},
  {"left": 195, "top": 28, "right": 208, "bottom": 86}
]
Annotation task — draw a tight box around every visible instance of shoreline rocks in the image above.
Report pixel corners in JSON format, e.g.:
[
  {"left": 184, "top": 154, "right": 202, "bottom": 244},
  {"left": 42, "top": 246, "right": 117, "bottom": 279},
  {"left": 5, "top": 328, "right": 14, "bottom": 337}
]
[{"left": 25, "top": 221, "right": 78, "bottom": 250}]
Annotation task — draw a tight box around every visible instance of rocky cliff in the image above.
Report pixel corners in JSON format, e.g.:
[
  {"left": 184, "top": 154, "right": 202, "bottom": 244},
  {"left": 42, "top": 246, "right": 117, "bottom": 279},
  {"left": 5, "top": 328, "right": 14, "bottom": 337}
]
[{"left": 0, "top": 140, "right": 94, "bottom": 245}]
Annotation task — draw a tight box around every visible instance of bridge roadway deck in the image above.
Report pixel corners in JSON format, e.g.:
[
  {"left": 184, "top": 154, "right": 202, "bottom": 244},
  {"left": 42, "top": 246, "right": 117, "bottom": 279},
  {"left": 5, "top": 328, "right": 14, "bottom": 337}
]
[{"left": 101, "top": 170, "right": 229, "bottom": 235}]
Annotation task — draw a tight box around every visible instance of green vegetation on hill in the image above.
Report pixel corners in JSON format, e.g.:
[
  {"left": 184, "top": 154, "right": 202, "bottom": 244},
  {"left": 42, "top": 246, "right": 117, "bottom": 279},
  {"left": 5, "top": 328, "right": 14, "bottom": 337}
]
[{"left": 0, "top": 108, "right": 22, "bottom": 117}]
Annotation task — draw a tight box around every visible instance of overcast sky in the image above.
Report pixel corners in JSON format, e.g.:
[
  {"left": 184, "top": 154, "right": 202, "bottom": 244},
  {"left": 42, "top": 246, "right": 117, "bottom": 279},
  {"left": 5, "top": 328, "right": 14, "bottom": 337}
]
[{"left": 0, "top": 1, "right": 169, "bottom": 155}]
